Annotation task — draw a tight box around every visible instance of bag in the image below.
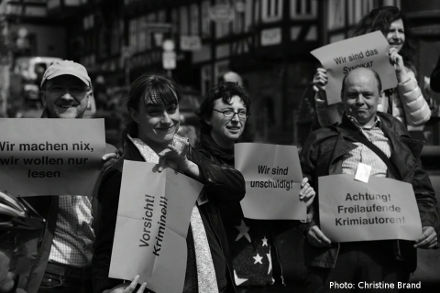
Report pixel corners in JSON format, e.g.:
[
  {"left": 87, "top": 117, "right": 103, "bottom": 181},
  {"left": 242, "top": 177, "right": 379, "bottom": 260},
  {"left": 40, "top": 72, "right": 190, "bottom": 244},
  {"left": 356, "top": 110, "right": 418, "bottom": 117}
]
[{"left": 0, "top": 191, "right": 44, "bottom": 287}]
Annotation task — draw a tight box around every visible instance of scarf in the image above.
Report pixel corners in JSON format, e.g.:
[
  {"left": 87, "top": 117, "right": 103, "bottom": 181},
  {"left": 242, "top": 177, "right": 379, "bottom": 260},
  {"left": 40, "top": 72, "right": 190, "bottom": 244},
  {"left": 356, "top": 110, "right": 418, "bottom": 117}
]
[{"left": 128, "top": 135, "right": 219, "bottom": 293}]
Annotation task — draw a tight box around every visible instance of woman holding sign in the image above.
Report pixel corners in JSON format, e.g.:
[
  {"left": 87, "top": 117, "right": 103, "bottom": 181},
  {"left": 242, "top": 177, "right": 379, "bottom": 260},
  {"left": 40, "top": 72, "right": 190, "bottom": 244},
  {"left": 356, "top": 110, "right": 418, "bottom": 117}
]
[
  {"left": 312, "top": 6, "right": 430, "bottom": 134},
  {"left": 92, "top": 74, "right": 245, "bottom": 293},
  {"left": 198, "top": 81, "right": 316, "bottom": 290}
]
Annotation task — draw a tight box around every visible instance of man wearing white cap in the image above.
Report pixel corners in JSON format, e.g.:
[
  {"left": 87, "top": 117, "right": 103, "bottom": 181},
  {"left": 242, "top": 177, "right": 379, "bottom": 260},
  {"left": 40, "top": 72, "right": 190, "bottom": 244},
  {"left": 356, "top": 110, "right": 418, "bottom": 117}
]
[{"left": 23, "top": 60, "right": 96, "bottom": 293}]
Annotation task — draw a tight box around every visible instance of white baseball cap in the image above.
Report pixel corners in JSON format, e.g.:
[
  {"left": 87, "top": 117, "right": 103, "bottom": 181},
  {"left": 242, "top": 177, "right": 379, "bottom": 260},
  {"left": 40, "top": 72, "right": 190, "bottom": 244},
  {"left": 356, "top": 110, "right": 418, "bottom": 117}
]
[{"left": 41, "top": 60, "right": 91, "bottom": 87}]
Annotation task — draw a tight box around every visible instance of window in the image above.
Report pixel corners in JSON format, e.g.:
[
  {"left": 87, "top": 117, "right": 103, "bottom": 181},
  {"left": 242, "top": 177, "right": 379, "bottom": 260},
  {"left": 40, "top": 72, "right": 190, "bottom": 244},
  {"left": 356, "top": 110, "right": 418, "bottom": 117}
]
[
  {"left": 201, "top": 0, "right": 210, "bottom": 37},
  {"left": 214, "top": 0, "right": 231, "bottom": 38},
  {"left": 328, "top": 0, "right": 345, "bottom": 30},
  {"left": 261, "top": 0, "right": 283, "bottom": 23},
  {"left": 244, "top": 0, "right": 253, "bottom": 32},
  {"left": 190, "top": 4, "right": 200, "bottom": 35},
  {"left": 348, "top": 0, "right": 374, "bottom": 25},
  {"left": 129, "top": 19, "right": 138, "bottom": 52},
  {"left": 180, "top": 6, "right": 189, "bottom": 36},
  {"left": 290, "top": 0, "right": 317, "bottom": 20},
  {"left": 233, "top": 1, "right": 245, "bottom": 34}
]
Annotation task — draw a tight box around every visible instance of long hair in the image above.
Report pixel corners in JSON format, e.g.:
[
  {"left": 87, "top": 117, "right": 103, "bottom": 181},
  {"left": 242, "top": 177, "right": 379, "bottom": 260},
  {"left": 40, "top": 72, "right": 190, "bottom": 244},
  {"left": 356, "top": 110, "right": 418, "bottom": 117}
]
[
  {"left": 198, "top": 82, "right": 251, "bottom": 135},
  {"left": 351, "top": 6, "right": 415, "bottom": 69},
  {"left": 125, "top": 74, "right": 181, "bottom": 138}
]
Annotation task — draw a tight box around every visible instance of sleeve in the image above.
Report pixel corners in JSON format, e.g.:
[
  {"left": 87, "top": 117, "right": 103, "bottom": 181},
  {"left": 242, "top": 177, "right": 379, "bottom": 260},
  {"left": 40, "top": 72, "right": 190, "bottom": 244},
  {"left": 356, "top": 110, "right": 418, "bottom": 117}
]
[
  {"left": 92, "top": 170, "right": 124, "bottom": 293},
  {"left": 398, "top": 122, "right": 440, "bottom": 230},
  {"left": 189, "top": 148, "right": 245, "bottom": 202},
  {"left": 411, "top": 155, "right": 439, "bottom": 229},
  {"left": 430, "top": 55, "right": 440, "bottom": 93},
  {"left": 298, "top": 133, "right": 321, "bottom": 233},
  {"left": 314, "top": 92, "right": 343, "bottom": 127},
  {"left": 398, "top": 68, "right": 431, "bottom": 126}
]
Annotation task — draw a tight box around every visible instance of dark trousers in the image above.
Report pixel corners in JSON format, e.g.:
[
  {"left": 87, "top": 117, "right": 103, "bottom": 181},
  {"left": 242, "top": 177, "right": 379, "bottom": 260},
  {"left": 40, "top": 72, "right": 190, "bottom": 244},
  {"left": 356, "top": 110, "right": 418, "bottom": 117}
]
[
  {"left": 304, "top": 242, "right": 410, "bottom": 293},
  {"left": 38, "top": 262, "right": 92, "bottom": 293}
]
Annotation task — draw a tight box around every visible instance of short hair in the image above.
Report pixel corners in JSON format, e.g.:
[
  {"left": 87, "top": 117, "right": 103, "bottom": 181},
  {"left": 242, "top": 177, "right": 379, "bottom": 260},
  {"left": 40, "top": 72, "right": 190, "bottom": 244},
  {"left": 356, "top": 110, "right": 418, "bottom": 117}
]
[
  {"left": 341, "top": 68, "right": 382, "bottom": 98},
  {"left": 199, "top": 82, "right": 250, "bottom": 134},
  {"left": 127, "top": 74, "right": 181, "bottom": 110},
  {"left": 125, "top": 74, "right": 181, "bottom": 136}
]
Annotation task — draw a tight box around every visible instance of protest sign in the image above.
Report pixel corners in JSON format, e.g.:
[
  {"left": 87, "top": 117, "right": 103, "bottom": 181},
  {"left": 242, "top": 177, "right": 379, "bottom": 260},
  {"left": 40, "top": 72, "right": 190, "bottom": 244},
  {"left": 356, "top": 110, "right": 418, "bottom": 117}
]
[
  {"left": 0, "top": 118, "right": 105, "bottom": 197},
  {"left": 109, "top": 160, "right": 203, "bottom": 293},
  {"left": 319, "top": 174, "right": 422, "bottom": 242},
  {"left": 234, "top": 143, "right": 306, "bottom": 220},
  {"left": 311, "top": 31, "right": 397, "bottom": 105}
]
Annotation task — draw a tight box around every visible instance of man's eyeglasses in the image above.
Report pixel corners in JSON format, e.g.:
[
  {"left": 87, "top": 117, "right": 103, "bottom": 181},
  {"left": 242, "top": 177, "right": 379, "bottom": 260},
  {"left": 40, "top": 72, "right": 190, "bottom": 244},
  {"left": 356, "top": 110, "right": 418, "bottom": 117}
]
[
  {"left": 213, "top": 109, "right": 248, "bottom": 120},
  {"left": 46, "top": 86, "right": 90, "bottom": 97}
]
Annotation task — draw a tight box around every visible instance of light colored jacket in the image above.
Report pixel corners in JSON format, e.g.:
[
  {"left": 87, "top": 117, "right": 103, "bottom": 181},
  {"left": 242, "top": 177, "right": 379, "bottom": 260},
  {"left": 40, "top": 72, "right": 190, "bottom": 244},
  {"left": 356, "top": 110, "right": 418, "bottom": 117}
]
[{"left": 383, "top": 68, "right": 431, "bottom": 127}]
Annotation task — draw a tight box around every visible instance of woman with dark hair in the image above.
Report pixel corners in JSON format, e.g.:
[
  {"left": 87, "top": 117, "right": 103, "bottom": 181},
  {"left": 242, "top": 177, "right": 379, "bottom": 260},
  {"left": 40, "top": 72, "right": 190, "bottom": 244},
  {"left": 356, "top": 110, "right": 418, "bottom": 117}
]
[
  {"left": 198, "top": 82, "right": 250, "bottom": 147},
  {"left": 92, "top": 75, "right": 245, "bottom": 293},
  {"left": 312, "top": 6, "right": 430, "bottom": 132},
  {"left": 198, "top": 82, "right": 315, "bottom": 290}
]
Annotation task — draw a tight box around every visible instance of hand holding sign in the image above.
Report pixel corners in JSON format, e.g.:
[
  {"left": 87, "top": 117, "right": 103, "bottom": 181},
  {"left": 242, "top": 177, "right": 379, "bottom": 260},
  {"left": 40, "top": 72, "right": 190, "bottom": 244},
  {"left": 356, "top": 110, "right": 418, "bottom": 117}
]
[
  {"left": 312, "top": 67, "right": 328, "bottom": 93},
  {"left": 103, "top": 275, "right": 147, "bottom": 293},
  {"left": 388, "top": 47, "right": 407, "bottom": 82},
  {"left": 414, "top": 226, "right": 438, "bottom": 249},
  {"left": 311, "top": 31, "right": 397, "bottom": 104},
  {"left": 299, "top": 177, "right": 316, "bottom": 207},
  {"left": 156, "top": 135, "right": 191, "bottom": 173},
  {"left": 306, "top": 225, "right": 331, "bottom": 248}
]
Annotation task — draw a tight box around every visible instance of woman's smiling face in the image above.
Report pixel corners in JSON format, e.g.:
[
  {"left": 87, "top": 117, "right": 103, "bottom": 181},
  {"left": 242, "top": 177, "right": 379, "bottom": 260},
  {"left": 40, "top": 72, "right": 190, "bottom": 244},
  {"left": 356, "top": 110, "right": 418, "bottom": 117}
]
[
  {"left": 131, "top": 99, "right": 180, "bottom": 147},
  {"left": 386, "top": 18, "right": 405, "bottom": 53}
]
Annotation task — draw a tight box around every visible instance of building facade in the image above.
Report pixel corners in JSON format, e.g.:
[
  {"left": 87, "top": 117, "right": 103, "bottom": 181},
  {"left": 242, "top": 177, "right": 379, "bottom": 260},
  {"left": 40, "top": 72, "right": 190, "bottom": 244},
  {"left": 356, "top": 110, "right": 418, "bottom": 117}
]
[{"left": 3, "top": 0, "right": 440, "bottom": 144}]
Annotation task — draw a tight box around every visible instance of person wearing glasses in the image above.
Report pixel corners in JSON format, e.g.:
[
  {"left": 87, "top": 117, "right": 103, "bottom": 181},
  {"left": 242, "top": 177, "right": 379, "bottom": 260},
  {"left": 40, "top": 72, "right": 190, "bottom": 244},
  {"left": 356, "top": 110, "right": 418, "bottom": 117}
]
[
  {"left": 20, "top": 60, "right": 111, "bottom": 293},
  {"left": 197, "top": 82, "right": 315, "bottom": 290}
]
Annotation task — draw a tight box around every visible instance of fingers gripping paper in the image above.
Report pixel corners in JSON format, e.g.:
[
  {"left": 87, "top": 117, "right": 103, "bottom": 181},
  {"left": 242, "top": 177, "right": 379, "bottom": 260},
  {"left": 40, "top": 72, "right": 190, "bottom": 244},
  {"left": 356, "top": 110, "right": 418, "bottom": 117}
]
[
  {"left": 109, "top": 160, "right": 203, "bottom": 293},
  {"left": 318, "top": 174, "right": 422, "bottom": 242},
  {"left": 234, "top": 143, "right": 306, "bottom": 220},
  {"left": 311, "top": 31, "right": 397, "bottom": 105}
]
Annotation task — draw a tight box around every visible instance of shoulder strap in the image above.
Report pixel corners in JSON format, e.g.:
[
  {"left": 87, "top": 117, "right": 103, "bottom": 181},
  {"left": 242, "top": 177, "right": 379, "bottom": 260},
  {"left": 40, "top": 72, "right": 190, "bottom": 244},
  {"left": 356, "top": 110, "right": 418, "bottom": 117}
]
[
  {"left": 341, "top": 126, "right": 402, "bottom": 180},
  {"left": 333, "top": 122, "right": 402, "bottom": 180}
]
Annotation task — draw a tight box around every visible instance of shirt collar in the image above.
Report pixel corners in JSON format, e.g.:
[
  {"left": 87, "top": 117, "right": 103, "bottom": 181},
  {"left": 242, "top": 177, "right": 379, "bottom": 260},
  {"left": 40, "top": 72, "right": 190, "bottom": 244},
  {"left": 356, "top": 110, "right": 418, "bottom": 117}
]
[{"left": 346, "top": 114, "right": 381, "bottom": 130}]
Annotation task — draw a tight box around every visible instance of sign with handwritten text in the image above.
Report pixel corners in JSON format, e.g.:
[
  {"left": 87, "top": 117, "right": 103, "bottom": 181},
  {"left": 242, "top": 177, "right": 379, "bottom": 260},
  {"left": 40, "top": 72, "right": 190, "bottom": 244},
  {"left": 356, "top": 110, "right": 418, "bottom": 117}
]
[
  {"left": 0, "top": 118, "right": 105, "bottom": 197},
  {"left": 235, "top": 143, "right": 306, "bottom": 220},
  {"left": 109, "top": 160, "right": 203, "bottom": 293},
  {"left": 311, "top": 31, "right": 397, "bottom": 104},
  {"left": 319, "top": 174, "right": 422, "bottom": 242}
]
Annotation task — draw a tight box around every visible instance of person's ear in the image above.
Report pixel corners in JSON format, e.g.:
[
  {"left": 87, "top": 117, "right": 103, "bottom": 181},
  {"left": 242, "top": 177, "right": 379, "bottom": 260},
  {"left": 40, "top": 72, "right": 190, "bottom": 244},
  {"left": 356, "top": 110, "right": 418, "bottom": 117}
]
[
  {"left": 204, "top": 114, "right": 212, "bottom": 126},
  {"left": 86, "top": 90, "right": 93, "bottom": 108},
  {"left": 40, "top": 89, "right": 47, "bottom": 107},
  {"left": 129, "top": 107, "right": 139, "bottom": 124}
]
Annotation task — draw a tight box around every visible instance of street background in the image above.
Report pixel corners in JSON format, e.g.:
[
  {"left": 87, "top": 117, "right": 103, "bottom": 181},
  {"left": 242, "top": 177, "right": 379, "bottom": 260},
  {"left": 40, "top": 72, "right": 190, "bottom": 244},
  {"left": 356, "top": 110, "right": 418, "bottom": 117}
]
[{"left": 0, "top": 0, "right": 440, "bottom": 291}]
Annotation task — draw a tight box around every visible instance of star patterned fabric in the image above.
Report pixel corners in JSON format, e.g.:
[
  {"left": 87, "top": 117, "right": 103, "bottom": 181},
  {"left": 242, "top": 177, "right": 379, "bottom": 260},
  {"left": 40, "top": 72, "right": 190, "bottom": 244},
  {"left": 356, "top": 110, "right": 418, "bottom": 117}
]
[{"left": 225, "top": 218, "right": 274, "bottom": 286}]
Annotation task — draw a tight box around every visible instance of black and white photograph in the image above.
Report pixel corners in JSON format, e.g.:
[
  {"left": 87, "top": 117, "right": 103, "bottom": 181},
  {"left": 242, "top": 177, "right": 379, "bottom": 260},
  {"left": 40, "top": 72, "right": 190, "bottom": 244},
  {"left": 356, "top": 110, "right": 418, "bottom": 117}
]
[{"left": 0, "top": 0, "right": 439, "bottom": 292}]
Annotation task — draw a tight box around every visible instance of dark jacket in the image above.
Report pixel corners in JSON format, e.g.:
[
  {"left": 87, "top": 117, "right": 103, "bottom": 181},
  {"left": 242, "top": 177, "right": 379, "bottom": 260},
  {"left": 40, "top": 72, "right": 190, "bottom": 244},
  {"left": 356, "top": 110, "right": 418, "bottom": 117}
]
[
  {"left": 431, "top": 55, "right": 440, "bottom": 93},
  {"left": 92, "top": 137, "right": 245, "bottom": 293},
  {"left": 300, "top": 112, "right": 439, "bottom": 271},
  {"left": 197, "top": 134, "right": 308, "bottom": 288},
  {"left": 21, "top": 196, "right": 58, "bottom": 293}
]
